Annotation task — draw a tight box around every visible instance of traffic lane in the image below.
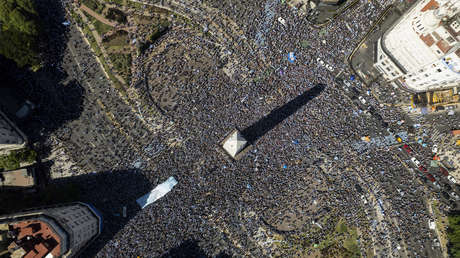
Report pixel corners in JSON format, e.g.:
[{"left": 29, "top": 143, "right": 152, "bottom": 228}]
[
  {"left": 58, "top": 26, "right": 151, "bottom": 170},
  {"left": 394, "top": 147, "right": 443, "bottom": 191}
]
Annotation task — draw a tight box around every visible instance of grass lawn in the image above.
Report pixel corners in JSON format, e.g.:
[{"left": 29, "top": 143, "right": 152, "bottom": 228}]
[
  {"left": 433, "top": 200, "right": 449, "bottom": 256},
  {"left": 93, "top": 19, "right": 113, "bottom": 35},
  {"left": 106, "top": 8, "right": 127, "bottom": 24},
  {"left": 104, "top": 0, "right": 124, "bottom": 4},
  {"left": 83, "top": 10, "right": 113, "bottom": 35},
  {"left": 81, "top": 0, "right": 106, "bottom": 14},
  {"left": 0, "top": 149, "right": 37, "bottom": 172},
  {"left": 278, "top": 216, "right": 361, "bottom": 257},
  {"left": 110, "top": 53, "right": 132, "bottom": 83},
  {"left": 83, "top": 24, "right": 103, "bottom": 57},
  {"left": 127, "top": 0, "right": 144, "bottom": 10},
  {"left": 104, "top": 31, "right": 129, "bottom": 47}
]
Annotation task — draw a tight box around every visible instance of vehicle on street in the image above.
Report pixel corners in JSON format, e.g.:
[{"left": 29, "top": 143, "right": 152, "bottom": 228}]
[
  {"left": 442, "top": 191, "right": 450, "bottom": 199},
  {"left": 325, "top": 64, "right": 334, "bottom": 72},
  {"left": 440, "top": 167, "right": 449, "bottom": 176},
  {"left": 432, "top": 144, "right": 438, "bottom": 153},
  {"left": 395, "top": 135, "right": 402, "bottom": 143},
  {"left": 426, "top": 173, "right": 435, "bottom": 182},
  {"left": 277, "top": 17, "right": 286, "bottom": 26},
  {"left": 418, "top": 166, "right": 427, "bottom": 173},
  {"left": 411, "top": 157, "right": 420, "bottom": 166},
  {"left": 358, "top": 96, "right": 366, "bottom": 104},
  {"left": 433, "top": 181, "right": 441, "bottom": 189},
  {"left": 450, "top": 192, "right": 459, "bottom": 200},
  {"left": 448, "top": 175, "right": 457, "bottom": 184},
  {"left": 316, "top": 58, "right": 324, "bottom": 66},
  {"left": 403, "top": 144, "right": 412, "bottom": 154}
]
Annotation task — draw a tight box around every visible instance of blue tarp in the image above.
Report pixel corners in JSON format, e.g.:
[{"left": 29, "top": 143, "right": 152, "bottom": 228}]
[
  {"left": 288, "top": 52, "right": 296, "bottom": 63},
  {"left": 136, "top": 177, "right": 178, "bottom": 209}
]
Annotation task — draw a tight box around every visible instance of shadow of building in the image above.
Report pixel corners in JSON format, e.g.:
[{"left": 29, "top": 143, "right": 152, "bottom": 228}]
[
  {"left": 0, "top": 0, "right": 82, "bottom": 157},
  {"left": 160, "top": 239, "right": 232, "bottom": 258},
  {"left": 241, "top": 84, "right": 325, "bottom": 143},
  {"left": 0, "top": 169, "right": 153, "bottom": 257}
]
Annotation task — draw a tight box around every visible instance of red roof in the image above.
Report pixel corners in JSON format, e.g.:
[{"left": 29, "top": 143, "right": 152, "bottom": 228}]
[
  {"left": 12, "top": 220, "right": 61, "bottom": 257},
  {"left": 436, "top": 39, "right": 452, "bottom": 54},
  {"left": 421, "top": 0, "right": 439, "bottom": 12},
  {"left": 420, "top": 34, "right": 436, "bottom": 47}
]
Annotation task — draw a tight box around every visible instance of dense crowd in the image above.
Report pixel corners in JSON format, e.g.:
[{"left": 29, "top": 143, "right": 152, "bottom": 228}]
[{"left": 31, "top": 0, "right": 453, "bottom": 256}]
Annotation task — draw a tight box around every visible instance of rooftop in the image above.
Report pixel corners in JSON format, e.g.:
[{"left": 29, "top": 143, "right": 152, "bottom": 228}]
[
  {"left": 0, "top": 111, "right": 25, "bottom": 147},
  {"left": 1, "top": 219, "right": 61, "bottom": 258},
  {"left": 0, "top": 168, "right": 35, "bottom": 188}
]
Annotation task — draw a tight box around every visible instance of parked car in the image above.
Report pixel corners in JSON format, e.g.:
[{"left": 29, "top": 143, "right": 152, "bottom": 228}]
[
  {"left": 440, "top": 167, "right": 449, "bottom": 176},
  {"left": 325, "top": 64, "right": 334, "bottom": 72},
  {"left": 442, "top": 191, "right": 450, "bottom": 199},
  {"left": 316, "top": 58, "right": 324, "bottom": 66},
  {"left": 450, "top": 192, "right": 460, "bottom": 200},
  {"left": 411, "top": 157, "right": 420, "bottom": 166},
  {"left": 418, "top": 166, "right": 427, "bottom": 173},
  {"left": 427, "top": 173, "right": 435, "bottom": 182},
  {"left": 403, "top": 144, "right": 412, "bottom": 154},
  {"left": 432, "top": 144, "right": 438, "bottom": 153},
  {"left": 448, "top": 175, "right": 457, "bottom": 184}
]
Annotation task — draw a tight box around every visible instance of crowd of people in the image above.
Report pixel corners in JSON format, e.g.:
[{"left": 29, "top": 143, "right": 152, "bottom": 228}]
[{"left": 30, "top": 0, "right": 453, "bottom": 256}]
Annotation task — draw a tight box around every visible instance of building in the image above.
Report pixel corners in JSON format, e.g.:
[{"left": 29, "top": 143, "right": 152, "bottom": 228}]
[
  {"left": 374, "top": 0, "right": 460, "bottom": 92},
  {"left": 0, "top": 166, "right": 36, "bottom": 191},
  {"left": 0, "top": 203, "right": 102, "bottom": 257},
  {"left": 0, "top": 110, "right": 26, "bottom": 154}
]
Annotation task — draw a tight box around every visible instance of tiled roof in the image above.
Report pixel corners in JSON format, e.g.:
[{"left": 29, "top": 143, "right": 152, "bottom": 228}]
[
  {"left": 420, "top": 34, "right": 436, "bottom": 46},
  {"left": 436, "top": 39, "right": 453, "bottom": 53},
  {"left": 421, "top": 0, "right": 440, "bottom": 12}
]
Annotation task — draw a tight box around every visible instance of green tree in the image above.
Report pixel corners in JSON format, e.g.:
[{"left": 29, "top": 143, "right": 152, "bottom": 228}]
[
  {"left": 448, "top": 213, "right": 460, "bottom": 257},
  {"left": 0, "top": 0, "right": 41, "bottom": 69}
]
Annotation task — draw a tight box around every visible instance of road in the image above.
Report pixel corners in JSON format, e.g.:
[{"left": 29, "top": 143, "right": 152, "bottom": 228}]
[{"left": 48, "top": 22, "right": 179, "bottom": 175}]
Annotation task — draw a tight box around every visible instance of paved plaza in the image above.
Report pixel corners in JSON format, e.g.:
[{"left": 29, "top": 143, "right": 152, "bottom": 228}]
[{"left": 3, "top": 0, "right": 458, "bottom": 257}]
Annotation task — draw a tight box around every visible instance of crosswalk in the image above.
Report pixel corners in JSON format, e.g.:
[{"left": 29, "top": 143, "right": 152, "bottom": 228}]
[
  {"left": 403, "top": 106, "right": 420, "bottom": 122},
  {"left": 431, "top": 127, "right": 443, "bottom": 142}
]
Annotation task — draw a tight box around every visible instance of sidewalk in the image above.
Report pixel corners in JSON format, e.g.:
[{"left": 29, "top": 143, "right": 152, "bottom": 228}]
[
  {"left": 80, "top": 4, "right": 118, "bottom": 27},
  {"left": 76, "top": 7, "right": 127, "bottom": 84}
]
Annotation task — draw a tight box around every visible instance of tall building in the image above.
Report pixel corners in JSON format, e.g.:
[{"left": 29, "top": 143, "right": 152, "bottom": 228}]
[
  {"left": 0, "top": 110, "right": 26, "bottom": 153},
  {"left": 0, "top": 202, "right": 102, "bottom": 258},
  {"left": 374, "top": 0, "right": 460, "bottom": 92}
]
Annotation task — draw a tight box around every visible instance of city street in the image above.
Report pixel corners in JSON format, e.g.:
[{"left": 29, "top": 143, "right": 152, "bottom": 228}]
[{"left": 13, "top": 0, "right": 457, "bottom": 256}]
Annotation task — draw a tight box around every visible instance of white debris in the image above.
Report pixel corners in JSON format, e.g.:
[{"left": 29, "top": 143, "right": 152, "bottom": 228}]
[
  {"left": 428, "top": 220, "right": 436, "bottom": 230},
  {"left": 277, "top": 17, "right": 286, "bottom": 26}
]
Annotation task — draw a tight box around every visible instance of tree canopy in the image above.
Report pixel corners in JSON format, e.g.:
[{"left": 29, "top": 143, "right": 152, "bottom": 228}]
[
  {"left": 448, "top": 213, "right": 460, "bottom": 257},
  {"left": 0, "top": 0, "right": 41, "bottom": 69}
]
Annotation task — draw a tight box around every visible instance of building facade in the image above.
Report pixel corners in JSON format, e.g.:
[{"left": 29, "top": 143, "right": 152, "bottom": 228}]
[
  {"left": 0, "top": 202, "right": 102, "bottom": 258},
  {"left": 0, "top": 110, "right": 26, "bottom": 153},
  {"left": 374, "top": 0, "right": 460, "bottom": 92}
]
